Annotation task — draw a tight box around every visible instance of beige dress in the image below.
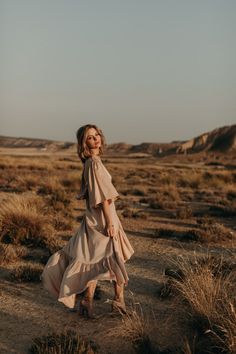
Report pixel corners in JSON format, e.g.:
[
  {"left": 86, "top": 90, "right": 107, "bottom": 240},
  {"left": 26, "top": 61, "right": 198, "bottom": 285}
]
[{"left": 40, "top": 155, "right": 134, "bottom": 309}]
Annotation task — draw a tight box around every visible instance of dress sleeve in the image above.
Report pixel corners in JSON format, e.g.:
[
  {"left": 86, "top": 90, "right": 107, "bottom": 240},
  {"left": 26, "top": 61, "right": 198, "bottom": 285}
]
[{"left": 87, "top": 158, "right": 119, "bottom": 208}]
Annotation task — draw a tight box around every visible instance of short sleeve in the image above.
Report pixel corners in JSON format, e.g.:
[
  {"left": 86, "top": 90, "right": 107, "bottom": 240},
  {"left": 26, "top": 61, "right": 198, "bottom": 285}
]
[{"left": 87, "top": 158, "right": 119, "bottom": 208}]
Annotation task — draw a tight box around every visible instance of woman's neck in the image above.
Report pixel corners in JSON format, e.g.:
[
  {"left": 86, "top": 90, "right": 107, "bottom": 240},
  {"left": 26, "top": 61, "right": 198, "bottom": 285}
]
[{"left": 90, "top": 149, "right": 100, "bottom": 156}]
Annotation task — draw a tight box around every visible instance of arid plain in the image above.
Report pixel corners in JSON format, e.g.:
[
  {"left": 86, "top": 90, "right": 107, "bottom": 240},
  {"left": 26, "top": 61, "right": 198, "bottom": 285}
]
[{"left": 0, "top": 138, "right": 236, "bottom": 353}]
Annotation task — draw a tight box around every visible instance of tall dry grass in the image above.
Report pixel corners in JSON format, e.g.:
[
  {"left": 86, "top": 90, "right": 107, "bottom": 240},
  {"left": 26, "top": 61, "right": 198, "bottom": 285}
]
[
  {"left": 0, "top": 243, "right": 26, "bottom": 265},
  {"left": 29, "top": 328, "right": 98, "bottom": 354},
  {"left": 0, "top": 193, "right": 59, "bottom": 253},
  {"left": 36, "top": 176, "right": 71, "bottom": 212},
  {"left": 169, "top": 254, "right": 236, "bottom": 353},
  {"left": 107, "top": 300, "right": 159, "bottom": 354}
]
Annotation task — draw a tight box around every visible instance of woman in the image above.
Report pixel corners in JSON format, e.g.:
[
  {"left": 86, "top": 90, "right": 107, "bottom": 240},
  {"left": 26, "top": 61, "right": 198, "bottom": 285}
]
[{"left": 40, "top": 124, "right": 134, "bottom": 319}]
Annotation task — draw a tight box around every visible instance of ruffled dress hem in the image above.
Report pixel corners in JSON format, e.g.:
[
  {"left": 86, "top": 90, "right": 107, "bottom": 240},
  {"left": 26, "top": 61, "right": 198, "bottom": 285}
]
[{"left": 40, "top": 244, "right": 134, "bottom": 309}]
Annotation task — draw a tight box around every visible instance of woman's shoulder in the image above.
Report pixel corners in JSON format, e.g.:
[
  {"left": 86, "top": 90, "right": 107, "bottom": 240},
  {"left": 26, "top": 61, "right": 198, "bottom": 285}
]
[
  {"left": 90, "top": 155, "right": 101, "bottom": 161},
  {"left": 85, "top": 155, "right": 102, "bottom": 164},
  {"left": 84, "top": 155, "right": 102, "bottom": 169},
  {"left": 85, "top": 155, "right": 112, "bottom": 180}
]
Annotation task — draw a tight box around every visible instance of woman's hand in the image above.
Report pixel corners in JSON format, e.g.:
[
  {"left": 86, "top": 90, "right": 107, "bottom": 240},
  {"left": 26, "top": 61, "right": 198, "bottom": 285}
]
[
  {"left": 105, "top": 223, "right": 116, "bottom": 238},
  {"left": 102, "top": 200, "right": 117, "bottom": 238}
]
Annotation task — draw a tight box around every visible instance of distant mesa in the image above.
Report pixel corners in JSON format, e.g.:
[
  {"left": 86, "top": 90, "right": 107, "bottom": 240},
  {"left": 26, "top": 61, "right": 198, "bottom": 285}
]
[
  {"left": 0, "top": 124, "right": 235, "bottom": 156},
  {"left": 175, "top": 124, "right": 236, "bottom": 154},
  {"left": 0, "top": 135, "right": 74, "bottom": 152}
]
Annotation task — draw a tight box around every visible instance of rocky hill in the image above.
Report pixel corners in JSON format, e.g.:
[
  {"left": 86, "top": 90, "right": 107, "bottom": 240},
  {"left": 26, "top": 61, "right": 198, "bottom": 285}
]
[
  {"left": 176, "top": 124, "right": 236, "bottom": 154},
  {"left": 0, "top": 124, "right": 235, "bottom": 156},
  {"left": 0, "top": 135, "right": 74, "bottom": 151}
]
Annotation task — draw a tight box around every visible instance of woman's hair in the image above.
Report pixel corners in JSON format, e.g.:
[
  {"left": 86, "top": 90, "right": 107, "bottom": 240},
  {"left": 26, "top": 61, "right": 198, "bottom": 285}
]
[{"left": 76, "top": 124, "right": 106, "bottom": 163}]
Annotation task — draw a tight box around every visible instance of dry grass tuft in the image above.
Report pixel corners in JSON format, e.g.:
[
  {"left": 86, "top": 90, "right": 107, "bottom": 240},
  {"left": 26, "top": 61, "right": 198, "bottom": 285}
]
[
  {"left": 197, "top": 221, "right": 234, "bottom": 243},
  {"left": 53, "top": 213, "right": 73, "bottom": 231},
  {"left": 29, "top": 328, "right": 99, "bottom": 353},
  {"left": 175, "top": 206, "right": 193, "bottom": 219},
  {"left": 37, "top": 177, "right": 70, "bottom": 206},
  {"left": 0, "top": 193, "right": 59, "bottom": 252},
  {"left": 107, "top": 302, "right": 159, "bottom": 354},
  {"left": 169, "top": 254, "right": 236, "bottom": 353},
  {"left": 9, "top": 263, "right": 44, "bottom": 282},
  {"left": 121, "top": 207, "right": 147, "bottom": 219},
  {"left": 129, "top": 188, "right": 147, "bottom": 196},
  {"left": 0, "top": 243, "right": 27, "bottom": 265}
]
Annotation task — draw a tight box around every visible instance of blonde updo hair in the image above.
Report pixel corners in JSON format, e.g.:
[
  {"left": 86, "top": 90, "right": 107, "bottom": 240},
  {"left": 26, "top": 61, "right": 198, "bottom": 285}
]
[{"left": 76, "top": 124, "right": 106, "bottom": 163}]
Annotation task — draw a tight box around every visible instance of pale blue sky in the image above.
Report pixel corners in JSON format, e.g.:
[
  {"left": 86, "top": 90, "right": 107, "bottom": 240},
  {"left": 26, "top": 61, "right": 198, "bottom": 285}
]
[{"left": 0, "top": 0, "right": 235, "bottom": 144}]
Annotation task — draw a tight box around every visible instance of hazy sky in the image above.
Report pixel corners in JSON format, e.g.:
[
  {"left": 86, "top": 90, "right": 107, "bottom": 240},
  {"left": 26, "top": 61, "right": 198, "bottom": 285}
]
[{"left": 0, "top": 0, "right": 235, "bottom": 144}]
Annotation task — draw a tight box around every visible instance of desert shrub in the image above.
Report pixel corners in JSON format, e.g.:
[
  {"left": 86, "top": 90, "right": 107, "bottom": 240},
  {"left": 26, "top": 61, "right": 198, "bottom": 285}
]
[
  {"left": 121, "top": 208, "right": 134, "bottom": 218},
  {"left": 202, "top": 171, "right": 215, "bottom": 181},
  {"left": 139, "top": 197, "right": 149, "bottom": 204},
  {"left": 148, "top": 193, "right": 179, "bottom": 210},
  {"left": 177, "top": 173, "right": 202, "bottom": 189},
  {"left": 121, "top": 208, "right": 147, "bottom": 219},
  {"left": 193, "top": 189, "right": 215, "bottom": 202},
  {"left": 0, "top": 194, "right": 59, "bottom": 252},
  {"left": 203, "top": 171, "right": 234, "bottom": 190},
  {"left": 154, "top": 223, "right": 234, "bottom": 244},
  {"left": 60, "top": 178, "right": 74, "bottom": 187},
  {"left": 156, "top": 280, "right": 176, "bottom": 299},
  {"left": 58, "top": 171, "right": 81, "bottom": 189},
  {"left": 214, "top": 172, "right": 233, "bottom": 184},
  {"left": 170, "top": 255, "right": 236, "bottom": 354},
  {"left": 160, "top": 185, "right": 180, "bottom": 202},
  {"left": 29, "top": 329, "right": 99, "bottom": 354},
  {"left": 198, "top": 221, "right": 234, "bottom": 243},
  {"left": 0, "top": 170, "right": 24, "bottom": 192},
  {"left": 53, "top": 213, "right": 73, "bottom": 231},
  {"left": 0, "top": 243, "right": 26, "bottom": 265},
  {"left": 157, "top": 267, "right": 186, "bottom": 299},
  {"left": 9, "top": 263, "right": 44, "bottom": 282},
  {"left": 17, "top": 162, "right": 51, "bottom": 171},
  {"left": 129, "top": 188, "right": 146, "bottom": 196},
  {"left": 194, "top": 255, "right": 236, "bottom": 278},
  {"left": 175, "top": 206, "right": 193, "bottom": 219},
  {"left": 148, "top": 187, "right": 157, "bottom": 194},
  {"left": 155, "top": 228, "right": 175, "bottom": 238},
  {"left": 196, "top": 216, "right": 214, "bottom": 225},
  {"left": 115, "top": 200, "right": 131, "bottom": 210},
  {"left": 148, "top": 198, "right": 162, "bottom": 209},
  {"left": 125, "top": 174, "right": 144, "bottom": 185},
  {"left": 22, "top": 249, "right": 51, "bottom": 265},
  {"left": 159, "top": 174, "right": 176, "bottom": 186},
  {"left": 108, "top": 303, "right": 159, "bottom": 354},
  {"left": 37, "top": 177, "right": 70, "bottom": 205},
  {"left": 15, "top": 174, "right": 42, "bottom": 191},
  {"left": 178, "top": 223, "right": 234, "bottom": 244},
  {"left": 147, "top": 186, "right": 180, "bottom": 210}
]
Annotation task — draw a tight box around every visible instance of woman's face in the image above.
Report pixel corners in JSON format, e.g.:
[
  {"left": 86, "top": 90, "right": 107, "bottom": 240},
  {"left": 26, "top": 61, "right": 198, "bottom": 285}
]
[{"left": 85, "top": 128, "right": 101, "bottom": 151}]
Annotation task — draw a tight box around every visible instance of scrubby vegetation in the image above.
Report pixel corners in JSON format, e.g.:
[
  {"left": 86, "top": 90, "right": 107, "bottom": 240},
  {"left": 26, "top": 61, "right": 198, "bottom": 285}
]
[
  {"left": 29, "top": 329, "right": 99, "bottom": 354},
  {"left": 0, "top": 193, "right": 60, "bottom": 253},
  {"left": 0, "top": 152, "right": 235, "bottom": 353}
]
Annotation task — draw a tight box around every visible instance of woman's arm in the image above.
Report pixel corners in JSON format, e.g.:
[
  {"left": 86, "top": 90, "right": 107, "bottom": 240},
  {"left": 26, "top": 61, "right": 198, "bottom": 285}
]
[{"left": 101, "top": 200, "right": 116, "bottom": 238}]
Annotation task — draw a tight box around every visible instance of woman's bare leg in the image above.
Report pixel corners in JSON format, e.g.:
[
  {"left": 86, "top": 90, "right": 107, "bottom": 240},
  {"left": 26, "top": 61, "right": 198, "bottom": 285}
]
[
  {"left": 112, "top": 281, "right": 127, "bottom": 314},
  {"left": 79, "top": 280, "right": 97, "bottom": 318}
]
